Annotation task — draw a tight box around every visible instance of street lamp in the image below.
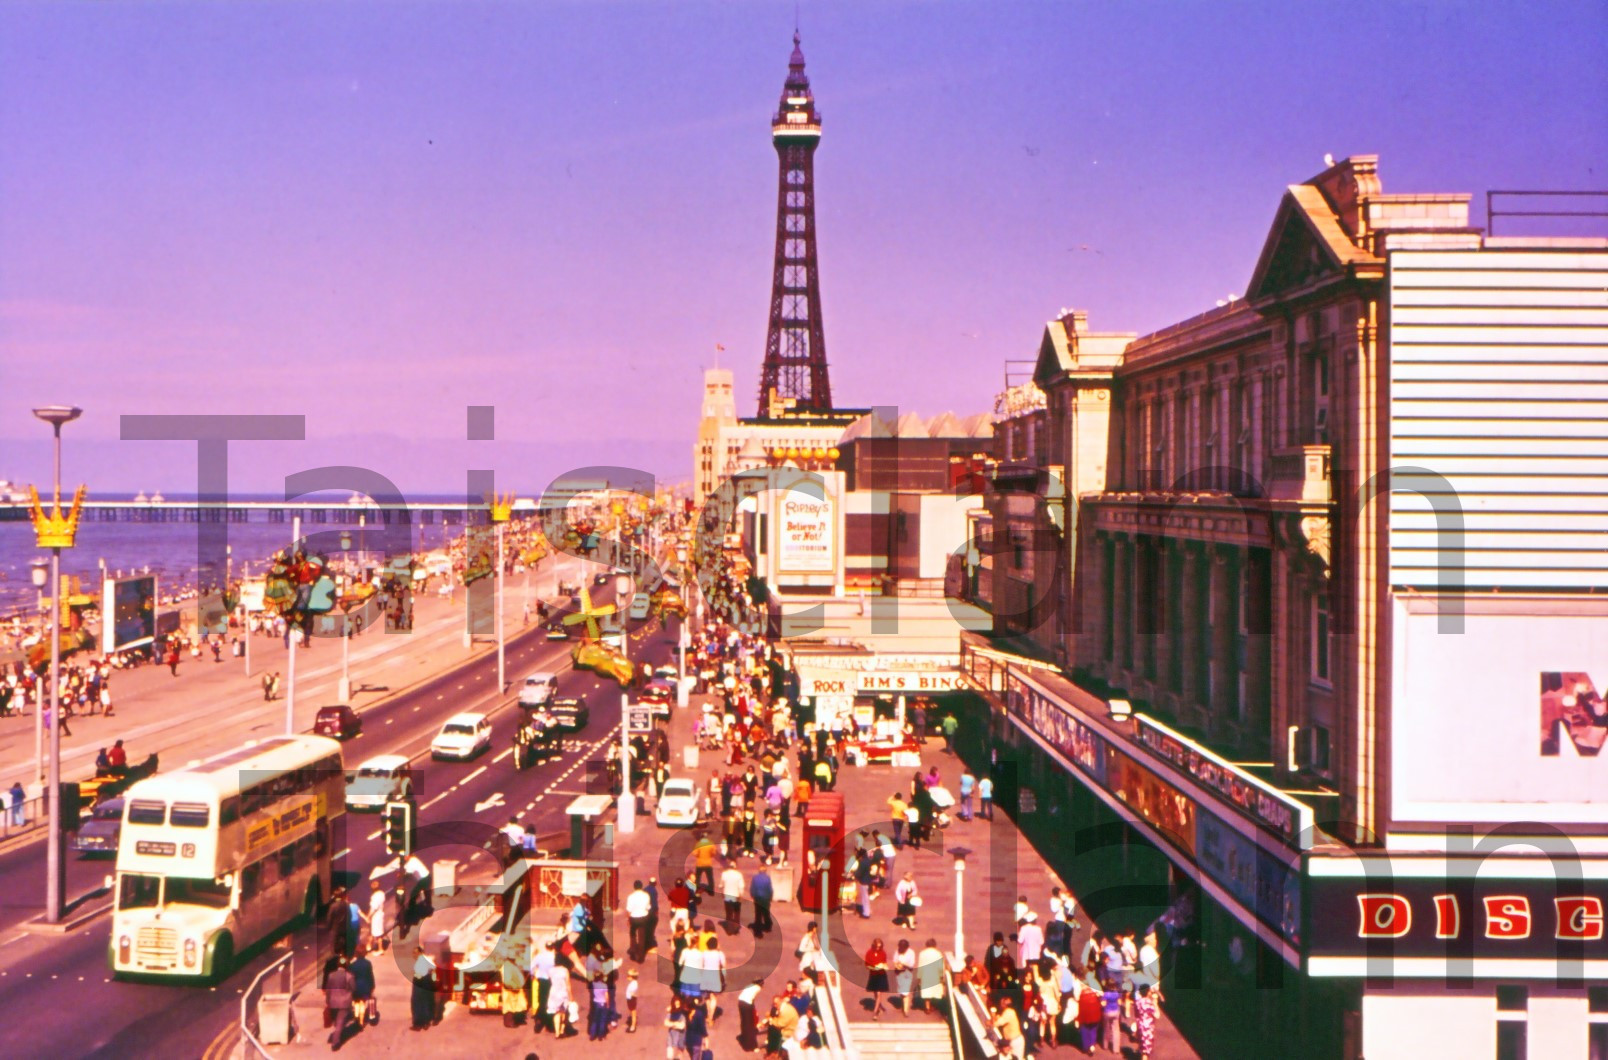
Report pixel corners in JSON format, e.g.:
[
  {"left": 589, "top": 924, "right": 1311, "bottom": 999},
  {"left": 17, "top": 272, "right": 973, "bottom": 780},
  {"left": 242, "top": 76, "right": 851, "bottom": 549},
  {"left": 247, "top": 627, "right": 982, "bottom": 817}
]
[
  {"left": 30, "top": 402, "right": 83, "bottom": 925},
  {"left": 950, "top": 846, "right": 972, "bottom": 963},
  {"left": 615, "top": 570, "right": 635, "bottom": 835},
  {"left": 675, "top": 546, "right": 690, "bottom": 707},
  {"left": 489, "top": 495, "right": 513, "bottom": 695},
  {"left": 337, "top": 530, "right": 354, "bottom": 702}
]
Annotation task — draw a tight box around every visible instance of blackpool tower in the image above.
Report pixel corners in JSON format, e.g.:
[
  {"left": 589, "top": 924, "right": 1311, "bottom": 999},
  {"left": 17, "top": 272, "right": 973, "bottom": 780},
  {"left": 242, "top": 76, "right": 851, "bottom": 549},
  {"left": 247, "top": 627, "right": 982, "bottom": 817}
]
[{"left": 757, "top": 32, "right": 833, "bottom": 415}]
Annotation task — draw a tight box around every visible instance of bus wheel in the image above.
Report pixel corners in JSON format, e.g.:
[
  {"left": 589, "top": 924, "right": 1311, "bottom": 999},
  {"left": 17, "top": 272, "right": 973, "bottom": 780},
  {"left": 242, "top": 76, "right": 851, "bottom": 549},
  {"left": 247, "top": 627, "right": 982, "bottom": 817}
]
[{"left": 209, "top": 933, "right": 234, "bottom": 985}]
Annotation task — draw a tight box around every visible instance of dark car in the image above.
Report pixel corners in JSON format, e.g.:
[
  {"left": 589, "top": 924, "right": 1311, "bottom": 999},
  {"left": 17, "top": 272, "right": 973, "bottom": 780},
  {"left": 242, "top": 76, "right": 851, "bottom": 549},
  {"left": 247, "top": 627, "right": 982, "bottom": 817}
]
[
  {"left": 72, "top": 797, "right": 123, "bottom": 857},
  {"left": 549, "top": 695, "right": 590, "bottom": 732},
  {"left": 314, "top": 704, "right": 362, "bottom": 740}
]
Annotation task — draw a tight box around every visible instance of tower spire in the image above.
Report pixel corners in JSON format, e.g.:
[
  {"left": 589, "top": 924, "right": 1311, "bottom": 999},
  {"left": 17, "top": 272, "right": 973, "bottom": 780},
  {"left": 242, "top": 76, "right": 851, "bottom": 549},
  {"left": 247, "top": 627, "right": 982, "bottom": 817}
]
[{"left": 757, "top": 31, "right": 833, "bottom": 415}]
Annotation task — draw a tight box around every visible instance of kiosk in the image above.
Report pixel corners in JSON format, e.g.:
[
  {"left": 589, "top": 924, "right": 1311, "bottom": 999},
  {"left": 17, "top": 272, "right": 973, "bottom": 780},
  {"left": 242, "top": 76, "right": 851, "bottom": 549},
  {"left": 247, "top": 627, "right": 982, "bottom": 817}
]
[{"left": 796, "top": 791, "right": 846, "bottom": 912}]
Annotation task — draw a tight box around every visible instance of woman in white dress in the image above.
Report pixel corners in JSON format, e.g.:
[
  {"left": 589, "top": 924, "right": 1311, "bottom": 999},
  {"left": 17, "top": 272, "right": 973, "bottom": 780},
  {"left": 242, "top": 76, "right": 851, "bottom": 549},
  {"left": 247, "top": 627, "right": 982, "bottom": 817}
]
[{"left": 547, "top": 959, "right": 572, "bottom": 1037}]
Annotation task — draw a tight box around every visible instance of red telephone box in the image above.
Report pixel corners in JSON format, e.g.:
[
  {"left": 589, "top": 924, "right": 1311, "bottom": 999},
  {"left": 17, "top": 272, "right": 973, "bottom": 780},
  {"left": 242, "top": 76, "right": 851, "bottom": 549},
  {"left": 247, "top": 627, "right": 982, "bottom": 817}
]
[{"left": 796, "top": 791, "right": 846, "bottom": 912}]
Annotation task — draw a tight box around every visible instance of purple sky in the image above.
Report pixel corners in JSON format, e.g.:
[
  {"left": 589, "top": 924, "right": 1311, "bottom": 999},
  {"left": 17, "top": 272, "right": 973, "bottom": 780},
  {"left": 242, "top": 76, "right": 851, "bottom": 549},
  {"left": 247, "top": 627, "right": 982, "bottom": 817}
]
[{"left": 2, "top": 1, "right": 1604, "bottom": 496}]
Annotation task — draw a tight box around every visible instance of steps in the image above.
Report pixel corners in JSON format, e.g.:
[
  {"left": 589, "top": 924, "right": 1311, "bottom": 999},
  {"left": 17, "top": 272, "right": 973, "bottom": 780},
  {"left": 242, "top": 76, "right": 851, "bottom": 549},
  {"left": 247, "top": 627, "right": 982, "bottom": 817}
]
[{"left": 848, "top": 1019, "right": 955, "bottom": 1058}]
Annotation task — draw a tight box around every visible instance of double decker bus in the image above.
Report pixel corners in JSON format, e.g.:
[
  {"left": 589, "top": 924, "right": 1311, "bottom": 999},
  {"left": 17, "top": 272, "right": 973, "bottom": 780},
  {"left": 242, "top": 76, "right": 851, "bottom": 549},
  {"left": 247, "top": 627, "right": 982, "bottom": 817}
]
[{"left": 110, "top": 734, "right": 345, "bottom": 980}]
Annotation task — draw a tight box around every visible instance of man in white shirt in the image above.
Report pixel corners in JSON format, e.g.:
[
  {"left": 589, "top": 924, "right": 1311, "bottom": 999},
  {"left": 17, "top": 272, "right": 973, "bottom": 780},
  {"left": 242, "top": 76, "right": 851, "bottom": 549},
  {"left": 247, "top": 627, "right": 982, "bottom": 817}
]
[
  {"left": 501, "top": 817, "right": 526, "bottom": 849},
  {"left": 721, "top": 864, "right": 746, "bottom": 926},
  {"left": 1138, "top": 930, "right": 1161, "bottom": 986},
  {"left": 1016, "top": 911, "right": 1045, "bottom": 964},
  {"left": 625, "top": 880, "right": 653, "bottom": 962}
]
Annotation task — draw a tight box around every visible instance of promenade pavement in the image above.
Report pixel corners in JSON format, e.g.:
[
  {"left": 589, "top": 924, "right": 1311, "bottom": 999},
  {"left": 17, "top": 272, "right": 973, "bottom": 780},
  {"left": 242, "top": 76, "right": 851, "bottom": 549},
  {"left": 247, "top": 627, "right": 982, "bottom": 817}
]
[
  {"left": 0, "top": 552, "right": 587, "bottom": 836},
  {"left": 268, "top": 682, "right": 1198, "bottom": 1058}
]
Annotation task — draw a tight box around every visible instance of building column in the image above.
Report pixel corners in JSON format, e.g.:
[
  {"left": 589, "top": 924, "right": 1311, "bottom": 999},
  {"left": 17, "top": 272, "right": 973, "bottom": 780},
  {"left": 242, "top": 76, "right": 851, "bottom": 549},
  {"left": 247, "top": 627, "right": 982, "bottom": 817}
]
[
  {"left": 1210, "top": 546, "right": 1239, "bottom": 736},
  {"left": 1173, "top": 543, "right": 1198, "bottom": 718},
  {"left": 1244, "top": 547, "right": 1273, "bottom": 758},
  {"left": 1114, "top": 535, "right": 1133, "bottom": 679}
]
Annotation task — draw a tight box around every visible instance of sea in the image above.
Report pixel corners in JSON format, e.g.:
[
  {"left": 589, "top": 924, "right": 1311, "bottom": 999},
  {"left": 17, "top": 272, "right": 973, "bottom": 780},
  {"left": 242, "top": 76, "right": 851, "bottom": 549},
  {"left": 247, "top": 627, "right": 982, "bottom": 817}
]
[{"left": 0, "top": 494, "right": 467, "bottom": 618}]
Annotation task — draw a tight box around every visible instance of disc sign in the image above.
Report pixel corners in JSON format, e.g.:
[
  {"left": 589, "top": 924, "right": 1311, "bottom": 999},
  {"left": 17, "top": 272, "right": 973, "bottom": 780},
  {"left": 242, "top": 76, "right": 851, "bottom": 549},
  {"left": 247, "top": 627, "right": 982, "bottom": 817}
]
[{"left": 626, "top": 705, "right": 654, "bottom": 733}]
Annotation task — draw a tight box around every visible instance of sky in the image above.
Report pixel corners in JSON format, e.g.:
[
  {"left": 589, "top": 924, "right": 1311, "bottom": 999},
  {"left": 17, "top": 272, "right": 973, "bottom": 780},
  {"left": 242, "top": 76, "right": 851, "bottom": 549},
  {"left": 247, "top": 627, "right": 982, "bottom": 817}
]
[{"left": 1, "top": 0, "right": 1604, "bottom": 498}]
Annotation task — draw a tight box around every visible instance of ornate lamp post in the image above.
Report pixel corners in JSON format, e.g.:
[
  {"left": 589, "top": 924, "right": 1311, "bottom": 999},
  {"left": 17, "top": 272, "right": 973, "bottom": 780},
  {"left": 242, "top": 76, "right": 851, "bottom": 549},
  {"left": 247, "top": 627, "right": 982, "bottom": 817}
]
[
  {"left": 615, "top": 570, "right": 636, "bottom": 834},
  {"left": 338, "top": 530, "right": 354, "bottom": 702},
  {"left": 950, "top": 846, "right": 972, "bottom": 963},
  {"left": 489, "top": 493, "right": 514, "bottom": 694},
  {"left": 29, "top": 404, "right": 85, "bottom": 925}
]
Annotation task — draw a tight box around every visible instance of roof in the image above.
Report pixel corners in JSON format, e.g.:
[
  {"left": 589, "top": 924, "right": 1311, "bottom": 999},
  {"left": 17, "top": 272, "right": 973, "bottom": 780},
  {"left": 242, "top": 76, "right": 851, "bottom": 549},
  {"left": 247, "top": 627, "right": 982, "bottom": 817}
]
[
  {"left": 444, "top": 712, "right": 487, "bottom": 725},
  {"left": 356, "top": 754, "right": 410, "bottom": 770},
  {"left": 840, "top": 409, "right": 996, "bottom": 442},
  {"left": 1245, "top": 182, "right": 1382, "bottom": 302}
]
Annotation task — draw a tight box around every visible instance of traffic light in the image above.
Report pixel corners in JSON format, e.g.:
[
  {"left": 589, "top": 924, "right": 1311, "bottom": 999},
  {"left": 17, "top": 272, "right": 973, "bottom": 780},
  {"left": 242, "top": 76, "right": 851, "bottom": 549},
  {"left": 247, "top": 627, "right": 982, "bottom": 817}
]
[
  {"left": 382, "top": 800, "right": 415, "bottom": 858},
  {"left": 58, "top": 782, "right": 82, "bottom": 832}
]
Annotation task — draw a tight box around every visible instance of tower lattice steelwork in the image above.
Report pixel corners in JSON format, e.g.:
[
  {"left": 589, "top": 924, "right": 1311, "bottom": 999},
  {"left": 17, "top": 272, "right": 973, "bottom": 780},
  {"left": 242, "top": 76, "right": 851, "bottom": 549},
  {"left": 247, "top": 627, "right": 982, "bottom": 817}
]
[{"left": 758, "top": 33, "right": 833, "bottom": 415}]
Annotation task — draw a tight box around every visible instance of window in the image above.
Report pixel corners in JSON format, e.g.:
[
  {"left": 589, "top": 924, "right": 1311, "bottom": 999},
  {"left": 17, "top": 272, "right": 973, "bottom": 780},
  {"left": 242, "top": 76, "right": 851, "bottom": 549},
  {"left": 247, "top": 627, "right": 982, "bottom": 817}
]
[
  {"left": 1310, "top": 592, "right": 1331, "bottom": 685},
  {"left": 241, "top": 861, "right": 262, "bottom": 900},
  {"left": 169, "top": 802, "right": 211, "bottom": 828},
  {"left": 165, "top": 877, "right": 232, "bottom": 909},
  {"left": 118, "top": 873, "right": 162, "bottom": 911},
  {"left": 127, "top": 800, "right": 166, "bottom": 825},
  {"left": 1309, "top": 725, "right": 1331, "bottom": 773},
  {"left": 220, "top": 797, "right": 239, "bottom": 826},
  {"left": 1495, "top": 1022, "right": 1526, "bottom": 1060},
  {"left": 1496, "top": 986, "right": 1529, "bottom": 1012}
]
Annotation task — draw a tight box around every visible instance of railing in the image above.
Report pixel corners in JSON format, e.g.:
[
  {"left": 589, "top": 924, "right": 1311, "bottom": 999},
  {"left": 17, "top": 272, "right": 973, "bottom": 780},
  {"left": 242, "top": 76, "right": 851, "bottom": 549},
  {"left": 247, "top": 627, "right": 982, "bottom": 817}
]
[
  {"left": 946, "top": 956, "right": 1002, "bottom": 1059},
  {"left": 816, "top": 966, "right": 858, "bottom": 1060},
  {"left": 0, "top": 794, "right": 46, "bottom": 843},
  {"left": 240, "top": 949, "right": 295, "bottom": 1058}
]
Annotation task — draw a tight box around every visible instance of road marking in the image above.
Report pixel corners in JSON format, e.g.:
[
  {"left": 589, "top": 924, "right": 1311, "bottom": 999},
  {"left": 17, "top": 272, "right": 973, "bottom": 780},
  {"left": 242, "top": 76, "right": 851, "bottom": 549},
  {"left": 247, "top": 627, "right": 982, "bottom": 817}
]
[
  {"left": 386, "top": 718, "right": 395, "bottom": 725},
  {"left": 493, "top": 748, "right": 513, "bottom": 763},
  {"left": 0, "top": 934, "right": 24, "bottom": 947},
  {"left": 333, "top": 848, "right": 350, "bottom": 861},
  {"left": 474, "top": 793, "right": 506, "bottom": 813},
  {"left": 366, "top": 829, "right": 383, "bottom": 841},
  {"left": 419, "top": 791, "right": 449, "bottom": 811},
  {"left": 413, "top": 705, "right": 421, "bottom": 711},
  {"left": 370, "top": 858, "right": 400, "bottom": 880},
  {"left": 461, "top": 765, "right": 487, "bottom": 784}
]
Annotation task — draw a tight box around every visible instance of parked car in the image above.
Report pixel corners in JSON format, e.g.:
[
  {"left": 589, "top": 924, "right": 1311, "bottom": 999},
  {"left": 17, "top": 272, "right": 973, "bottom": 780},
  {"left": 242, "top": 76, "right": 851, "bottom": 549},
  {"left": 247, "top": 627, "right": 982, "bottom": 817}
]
[
  {"left": 519, "top": 672, "right": 559, "bottom": 709},
  {"left": 72, "top": 796, "right": 123, "bottom": 857},
  {"left": 654, "top": 778, "right": 699, "bottom": 828},
  {"left": 345, "top": 754, "right": 416, "bottom": 811},
  {"left": 641, "top": 679, "right": 675, "bottom": 717},
  {"left": 549, "top": 695, "right": 590, "bottom": 732},
  {"left": 431, "top": 713, "right": 492, "bottom": 761},
  {"left": 545, "top": 622, "right": 572, "bottom": 641},
  {"left": 314, "top": 704, "right": 363, "bottom": 741}
]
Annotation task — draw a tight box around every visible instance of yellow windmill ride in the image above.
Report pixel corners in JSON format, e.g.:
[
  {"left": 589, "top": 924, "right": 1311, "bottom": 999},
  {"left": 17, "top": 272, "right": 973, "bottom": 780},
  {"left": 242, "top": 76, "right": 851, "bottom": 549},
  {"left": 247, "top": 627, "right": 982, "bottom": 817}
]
[{"left": 563, "top": 584, "right": 633, "bottom": 686}]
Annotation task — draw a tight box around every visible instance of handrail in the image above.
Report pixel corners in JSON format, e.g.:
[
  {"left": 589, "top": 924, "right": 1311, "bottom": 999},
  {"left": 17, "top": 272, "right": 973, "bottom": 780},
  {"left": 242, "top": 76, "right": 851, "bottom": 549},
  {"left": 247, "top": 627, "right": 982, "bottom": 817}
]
[
  {"left": 942, "top": 962, "right": 965, "bottom": 1058},
  {"left": 945, "top": 953, "right": 1001, "bottom": 1058},
  {"left": 239, "top": 949, "right": 295, "bottom": 1058},
  {"left": 816, "top": 966, "right": 857, "bottom": 1060}
]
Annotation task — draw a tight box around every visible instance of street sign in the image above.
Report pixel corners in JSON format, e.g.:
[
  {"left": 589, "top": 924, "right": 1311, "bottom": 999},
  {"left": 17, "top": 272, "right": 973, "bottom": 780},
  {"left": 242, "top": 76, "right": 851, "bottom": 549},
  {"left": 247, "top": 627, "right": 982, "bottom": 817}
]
[{"left": 626, "top": 705, "right": 653, "bottom": 733}]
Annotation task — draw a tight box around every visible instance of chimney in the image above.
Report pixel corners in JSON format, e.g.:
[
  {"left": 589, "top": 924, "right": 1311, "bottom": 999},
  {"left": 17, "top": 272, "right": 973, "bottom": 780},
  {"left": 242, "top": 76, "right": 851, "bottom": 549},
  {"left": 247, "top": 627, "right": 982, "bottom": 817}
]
[{"left": 1062, "top": 309, "right": 1088, "bottom": 334}]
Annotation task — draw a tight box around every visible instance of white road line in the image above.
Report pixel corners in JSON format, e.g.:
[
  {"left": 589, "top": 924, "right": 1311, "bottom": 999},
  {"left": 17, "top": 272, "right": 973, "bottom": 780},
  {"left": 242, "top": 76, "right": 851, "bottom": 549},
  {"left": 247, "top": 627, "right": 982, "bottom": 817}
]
[
  {"left": 419, "top": 791, "right": 450, "bottom": 811},
  {"left": 366, "top": 829, "right": 383, "bottom": 841},
  {"left": 386, "top": 718, "right": 395, "bottom": 725},
  {"left": 493, "top": 748, "right": 513, "bottom": 763},
  {"left": 333, "top": 848, "right": 350, "bottom": 861},
  {"left": 0, "top": 934, "right": 24, "bottom": 947},
  {"left": 461, "top": 765, "right": 487, "bottom": 784}
]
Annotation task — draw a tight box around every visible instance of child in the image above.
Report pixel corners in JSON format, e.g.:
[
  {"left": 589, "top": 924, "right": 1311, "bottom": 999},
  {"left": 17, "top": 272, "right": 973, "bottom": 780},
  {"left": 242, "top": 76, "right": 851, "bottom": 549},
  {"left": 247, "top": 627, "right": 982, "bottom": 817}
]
[
  {"left": 588, "top": 973, "right": 610, "bottom": 1040},
  {"left": 625, "top": 968, "right": 639, "bottom": 1033}
]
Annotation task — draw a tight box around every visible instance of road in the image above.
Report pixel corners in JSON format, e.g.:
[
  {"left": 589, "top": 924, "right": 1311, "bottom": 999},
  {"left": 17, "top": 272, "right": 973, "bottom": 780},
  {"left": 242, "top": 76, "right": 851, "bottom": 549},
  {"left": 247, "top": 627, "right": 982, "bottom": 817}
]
[{"left": 0, "top": 597, "right": 681, "bottom": 1059}]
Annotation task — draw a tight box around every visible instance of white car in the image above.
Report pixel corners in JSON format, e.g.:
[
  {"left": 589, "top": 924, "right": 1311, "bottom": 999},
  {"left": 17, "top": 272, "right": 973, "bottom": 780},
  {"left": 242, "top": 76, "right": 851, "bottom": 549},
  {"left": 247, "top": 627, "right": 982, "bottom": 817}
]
[
  {"left": 431, "top": 713, "right": 492, "bottom": 761},
  {"left": 655, "top": 778, "right": 699, "bottom": 828},
  {"left": 628, "top": 593, "right": 651, "bottom": 621},
  {"left": 345, "top": 754, "right": 415, "bottom": 811},
  {"left": 519, "top": 672, "right": 559, "bottom": 708}
]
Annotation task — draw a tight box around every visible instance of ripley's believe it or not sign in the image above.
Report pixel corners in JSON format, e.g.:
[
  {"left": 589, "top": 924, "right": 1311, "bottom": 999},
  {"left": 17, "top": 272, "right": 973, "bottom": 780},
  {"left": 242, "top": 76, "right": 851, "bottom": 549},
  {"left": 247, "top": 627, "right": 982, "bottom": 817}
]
[{"left": 777, "top": 494, "right": 834, "bottom": 574}]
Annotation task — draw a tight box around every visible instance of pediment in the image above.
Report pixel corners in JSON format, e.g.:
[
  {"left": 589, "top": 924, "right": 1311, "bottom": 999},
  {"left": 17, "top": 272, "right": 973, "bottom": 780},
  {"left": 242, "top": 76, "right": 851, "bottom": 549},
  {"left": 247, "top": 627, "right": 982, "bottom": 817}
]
[{"left": 1246, "top": 185, "right": 1376, "bottom": 303}]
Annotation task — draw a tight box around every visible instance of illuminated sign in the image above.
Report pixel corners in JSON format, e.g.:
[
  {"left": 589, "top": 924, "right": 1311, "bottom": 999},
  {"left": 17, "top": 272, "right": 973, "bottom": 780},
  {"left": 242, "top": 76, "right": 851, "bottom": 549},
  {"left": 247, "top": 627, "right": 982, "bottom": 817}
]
[
  {"left": 1136, "top": 716, "right": 1308, "bottom": 846},
  {"left": 1307, "top": 871, "right": 1608, "bottom": 969}
]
